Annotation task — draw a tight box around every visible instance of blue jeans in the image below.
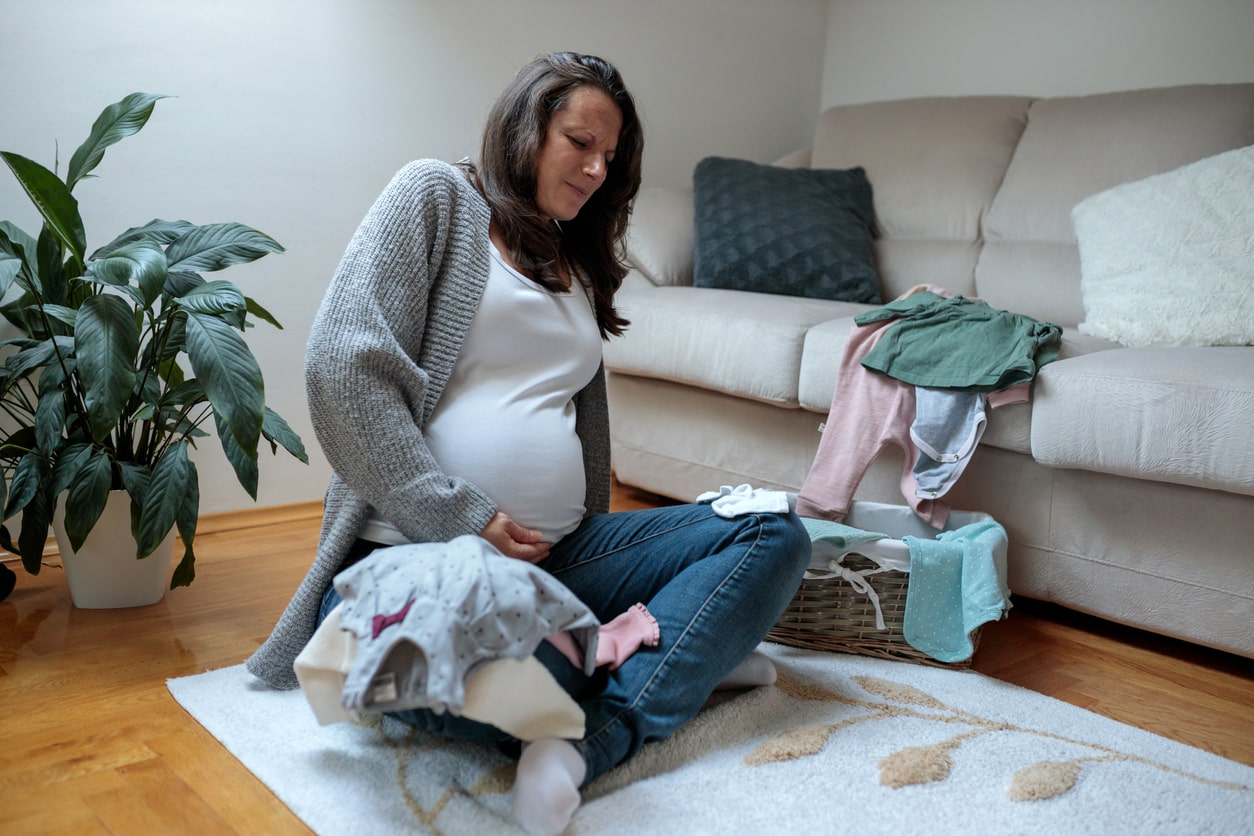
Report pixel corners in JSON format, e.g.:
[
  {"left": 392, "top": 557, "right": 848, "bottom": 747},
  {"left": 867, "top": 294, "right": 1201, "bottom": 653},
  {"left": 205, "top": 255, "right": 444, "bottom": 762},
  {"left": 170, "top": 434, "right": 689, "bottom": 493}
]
[{"left": 317, "top": 503, "right": 809, "bottom": 785}]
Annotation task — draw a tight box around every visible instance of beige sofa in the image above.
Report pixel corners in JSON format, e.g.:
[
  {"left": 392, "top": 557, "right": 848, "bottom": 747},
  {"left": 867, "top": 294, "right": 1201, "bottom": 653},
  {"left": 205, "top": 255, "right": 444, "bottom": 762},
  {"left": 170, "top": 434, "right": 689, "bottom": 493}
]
[{"left": 604, "top": 84, "right": 1254, "bottom": 659}]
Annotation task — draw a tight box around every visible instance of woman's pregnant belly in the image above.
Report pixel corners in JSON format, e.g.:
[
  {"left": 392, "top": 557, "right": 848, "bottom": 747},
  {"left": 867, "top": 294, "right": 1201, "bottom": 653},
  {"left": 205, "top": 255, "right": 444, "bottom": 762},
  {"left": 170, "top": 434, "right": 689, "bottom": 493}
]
[{"left": 425, "top": 383, "right": 586, "bottom": 544}]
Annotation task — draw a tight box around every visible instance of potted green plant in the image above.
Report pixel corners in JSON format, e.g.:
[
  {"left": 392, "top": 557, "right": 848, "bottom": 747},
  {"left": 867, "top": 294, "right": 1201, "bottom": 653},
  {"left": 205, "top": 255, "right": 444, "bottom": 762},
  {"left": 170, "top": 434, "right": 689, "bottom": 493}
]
[{"left": 0, "top": 92, "right": 306, "bottom": 606}]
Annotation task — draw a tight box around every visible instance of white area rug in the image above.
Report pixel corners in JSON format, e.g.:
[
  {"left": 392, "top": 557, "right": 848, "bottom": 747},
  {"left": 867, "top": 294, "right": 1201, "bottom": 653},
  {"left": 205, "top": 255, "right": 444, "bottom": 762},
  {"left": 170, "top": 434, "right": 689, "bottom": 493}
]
[{"left": 168, "top": 643, "right": 1254, "bottom": 835}]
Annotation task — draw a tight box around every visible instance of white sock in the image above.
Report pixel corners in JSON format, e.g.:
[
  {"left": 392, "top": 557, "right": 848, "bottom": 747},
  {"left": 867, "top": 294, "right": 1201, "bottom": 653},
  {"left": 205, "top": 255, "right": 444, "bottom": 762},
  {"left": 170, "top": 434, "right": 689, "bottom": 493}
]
[
  {"left": 715, "top": 650, "right": 777, "bottom": 690},
  {"left": 511, "top": 738, "right": 586, "bottom": 836}
]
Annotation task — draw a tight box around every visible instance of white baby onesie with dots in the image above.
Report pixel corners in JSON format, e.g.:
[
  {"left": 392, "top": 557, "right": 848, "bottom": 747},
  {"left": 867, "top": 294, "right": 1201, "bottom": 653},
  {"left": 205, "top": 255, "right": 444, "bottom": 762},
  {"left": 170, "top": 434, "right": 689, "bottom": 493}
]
[
  {"left": 334, "top": 535, "right": 601, "bottom": 716},
  {"left": 294, "top": 603, "right": 587, "bottom": 739}
]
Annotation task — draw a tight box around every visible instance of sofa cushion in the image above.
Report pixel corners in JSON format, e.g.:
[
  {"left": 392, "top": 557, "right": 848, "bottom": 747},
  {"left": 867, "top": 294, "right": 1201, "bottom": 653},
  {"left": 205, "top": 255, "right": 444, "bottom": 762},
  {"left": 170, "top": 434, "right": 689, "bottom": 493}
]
[
  {"left": 1073, "top": 145, "right": 1254, "bottom": 348},
  {"left": 811, "top": 95, "right": 1032, "bottom": 301},
  {"left": 691, "top": 156, "right": 880, "bottom": 303},
  {"left": 624, "top": 185, "right": 695, "bottom": 287},
  {"left": 978, "top": 330, "right": 1120, "bottom": 454},
  {"left": 797, "top": 316, "right": 857, "bottom": 412},
  {"left": 605, "top": 285, "right": 864, "bottom": 406},
  {"left": 978, "top": 83, "right": 1254, "bottom": 327},
  {"left": 1030, "top": 346, "right": 1254, "bottom": 496}
]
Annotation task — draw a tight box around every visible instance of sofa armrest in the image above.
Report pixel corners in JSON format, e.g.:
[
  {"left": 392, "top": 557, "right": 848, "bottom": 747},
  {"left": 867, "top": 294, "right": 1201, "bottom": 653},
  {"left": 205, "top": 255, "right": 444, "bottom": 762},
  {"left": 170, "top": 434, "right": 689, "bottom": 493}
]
[{"left": 625, "top": 185, "right": 694, "bottom": 287}]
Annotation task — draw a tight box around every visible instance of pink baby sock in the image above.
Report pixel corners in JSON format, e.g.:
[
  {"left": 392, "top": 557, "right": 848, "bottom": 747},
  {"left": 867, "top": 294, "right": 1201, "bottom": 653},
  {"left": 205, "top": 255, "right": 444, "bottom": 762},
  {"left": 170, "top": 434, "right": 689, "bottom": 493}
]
[
  {"left": 595, "top": 602, "right": 660, "bottom": 669},
  {"left": 545, "top": 602, "right": 660, "bottom": 671}
]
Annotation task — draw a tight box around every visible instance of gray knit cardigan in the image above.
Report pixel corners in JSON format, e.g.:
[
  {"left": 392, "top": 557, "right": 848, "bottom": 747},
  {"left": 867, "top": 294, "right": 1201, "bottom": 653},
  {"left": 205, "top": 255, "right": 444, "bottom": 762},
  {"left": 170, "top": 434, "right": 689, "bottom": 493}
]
[{"left": 246, "top": 159, "right": 612, "bottom": 690}]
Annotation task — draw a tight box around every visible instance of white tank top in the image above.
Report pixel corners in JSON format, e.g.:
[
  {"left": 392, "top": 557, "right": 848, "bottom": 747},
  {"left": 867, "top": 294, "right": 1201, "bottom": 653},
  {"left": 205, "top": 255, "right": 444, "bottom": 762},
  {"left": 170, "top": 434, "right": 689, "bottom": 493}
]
[{"left": 360, "top": 241, "right": 602, "bottom": 545}]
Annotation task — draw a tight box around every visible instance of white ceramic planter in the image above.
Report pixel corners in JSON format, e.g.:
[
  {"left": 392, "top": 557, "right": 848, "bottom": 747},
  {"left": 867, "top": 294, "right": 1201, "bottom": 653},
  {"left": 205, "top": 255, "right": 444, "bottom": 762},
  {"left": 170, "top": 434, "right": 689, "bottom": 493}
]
[{"left": 52, "top": 490, "right": 176, "bottom": 609}]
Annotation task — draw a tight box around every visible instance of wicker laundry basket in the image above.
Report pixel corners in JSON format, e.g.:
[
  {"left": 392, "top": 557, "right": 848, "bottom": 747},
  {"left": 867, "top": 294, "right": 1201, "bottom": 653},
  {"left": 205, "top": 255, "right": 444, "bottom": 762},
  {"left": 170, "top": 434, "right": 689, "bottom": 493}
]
[{"left": 768, "top": 501, "right": 1007, "bottom": 668}]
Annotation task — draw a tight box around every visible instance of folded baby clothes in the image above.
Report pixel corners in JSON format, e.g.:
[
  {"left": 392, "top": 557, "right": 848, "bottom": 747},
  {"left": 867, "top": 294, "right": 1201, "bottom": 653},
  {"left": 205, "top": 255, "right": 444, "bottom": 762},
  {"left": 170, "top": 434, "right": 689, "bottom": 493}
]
[
  {"left": 294, "top": 602, "right": 359, "bottom": 726},
  {"left": 901, "top": 519, "right": 1010, "bottom": 663},
  {"left": 294, "top": 602, "right": 586, "bottom": 739},
  {"left": 333, "top": 534, "right": 601, "bottom": 716},
  {"left": 800, "top": 516, "right": 888, "bottom": 552}
]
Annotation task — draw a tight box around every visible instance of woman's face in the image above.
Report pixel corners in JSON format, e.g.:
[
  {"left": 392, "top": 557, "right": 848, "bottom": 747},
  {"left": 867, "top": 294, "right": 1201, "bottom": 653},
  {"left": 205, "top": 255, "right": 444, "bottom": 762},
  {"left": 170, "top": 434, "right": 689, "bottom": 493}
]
[{"left": 533, "top": 85, "right": 623, "bottom": 222}]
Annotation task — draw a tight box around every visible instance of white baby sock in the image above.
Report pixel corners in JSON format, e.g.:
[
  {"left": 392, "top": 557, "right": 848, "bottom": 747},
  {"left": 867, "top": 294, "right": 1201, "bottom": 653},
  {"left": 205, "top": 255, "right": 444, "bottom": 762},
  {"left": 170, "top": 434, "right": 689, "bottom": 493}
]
[
  {"left": 511, "top": 738, "right": 587, "bottom": 836},
  {"left": 696, "top": 484, "right": 791, "bottom": 519},
  {"left": 715, "top": 649, "right": 777, "bottom": 690}
]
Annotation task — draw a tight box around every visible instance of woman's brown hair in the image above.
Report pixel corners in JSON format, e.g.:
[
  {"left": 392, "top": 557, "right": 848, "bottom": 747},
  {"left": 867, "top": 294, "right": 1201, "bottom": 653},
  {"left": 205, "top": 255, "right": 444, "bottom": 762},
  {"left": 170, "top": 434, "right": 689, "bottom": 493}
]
[{"left": 463, "top": 52, "right": 643, "bottom": 338}]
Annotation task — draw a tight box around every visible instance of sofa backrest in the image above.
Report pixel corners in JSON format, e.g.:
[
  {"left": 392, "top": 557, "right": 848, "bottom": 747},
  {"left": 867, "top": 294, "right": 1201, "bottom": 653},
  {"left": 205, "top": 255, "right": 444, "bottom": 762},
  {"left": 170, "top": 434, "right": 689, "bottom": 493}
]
[
  {"left": 978, "top": 84, "right": 1254, "bottom": 326},
  {"left": 811, "top": 84, "right": 1254, "bottom": 326},
  {"left": 811, "top": 95, "right": 1031, "bottom": 302}
]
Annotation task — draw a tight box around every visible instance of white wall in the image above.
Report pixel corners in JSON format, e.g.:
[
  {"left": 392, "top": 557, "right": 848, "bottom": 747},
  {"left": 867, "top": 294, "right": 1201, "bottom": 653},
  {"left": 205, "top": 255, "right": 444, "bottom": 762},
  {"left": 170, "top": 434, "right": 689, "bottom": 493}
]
[
  {"left": 821, "top": 0, "right": 1254, "bottom": 108},
  {"left": 0, "top": 0, "right": 828, "bottom": 514}
]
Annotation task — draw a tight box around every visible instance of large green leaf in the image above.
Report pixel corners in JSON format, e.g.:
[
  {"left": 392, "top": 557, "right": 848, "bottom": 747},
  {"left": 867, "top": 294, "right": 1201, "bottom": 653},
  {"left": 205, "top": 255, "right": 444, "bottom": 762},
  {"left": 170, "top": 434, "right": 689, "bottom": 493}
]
[
  {"left": 16, "top": 486, "right": 50, "bottom": 574},
  {"left": 66, "top": 93, "right": 168, "bottom": 190},
  {"left": 245, "top": 296, "right": 283, "bottom": 329},
  {"left": 0, "top": 222, "right": 37, "bottom": 260},
  {"left": 0, "top": 152, "right": 87, "bottom": 265},
  {"left": 94, "top": 219, "right": 195, "bottom": 258},
  {"left": 183, "top": 311, "right": 262, "bottom": 458},
  {"left": 136, "top": 440, "right": 189, "bottom": 557},
  {"left": 0, "top": 295, "right": 34, "bottom": 334},
  {"left": 0, "top": 257, "right": 20, "bottom": 295},
  {"left": 63, "top": 450, "right": 113, "bottom": 551},
  {"left": 33, "top": 388, "right": 66, "bottom": 455},
  {"left": 36, "top": 357, "right": 70, "bottom": 394},
  {"left": 214, "top": 411, "right": 258, "bottom": 499},
  {"left": 2, "top": 337, "right": 73, "bottom": 382},
  {"left": 171, "top": 462, "right": 199, "bottom": 588},
  {"left": 75, "top": 294, "right": 140, "bottom": 442},
  {"left": 176, "top": 279, "right": 246, "bottom": 317},
  {"left": 3, "top": 452, "right": 42, "bottom": 520},
  {"left": 165, "top": 223, "right": 283, "bottom": 273},
  {"left": 262, "top": 407, "right": 308, "bottom": 464},
  {"left": 50, "top": 443, "right": 93, "bottom": 498},
  {"left": 87, "top": 239, "right": 168, "bottom": 307},
  {"left": 170, "top": 538, "right": 196, "bottom": 588},
  {"left": 36, "top": 224, "right": 70, "bottom": 306},
  {"left": 0, "top": 222, "right": 39, "bottom": 293},
  {"left": 163, "top": 271, "right": 204, "bottom": 298},
  {"left": 117, "top": 461, "right": 151, "bottom": 542},
  {"left": 37, "top": 304, "right": 77, "bottom": 330}
]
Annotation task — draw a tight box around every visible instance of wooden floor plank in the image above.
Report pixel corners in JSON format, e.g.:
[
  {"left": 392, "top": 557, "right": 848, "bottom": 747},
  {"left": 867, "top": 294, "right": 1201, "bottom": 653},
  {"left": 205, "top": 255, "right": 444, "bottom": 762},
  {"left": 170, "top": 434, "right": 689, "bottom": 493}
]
[
  {"left": 146, "top": 730, "right": 312, "bottom": 834},
  {"left": 0, "top": 768, "right": 124, "bottom": 830},
  {"left": 0, "top": 483, "right": 1251, "bottom": 835},
  {"left": 87, "top": 757, "right": 235, "bottom": 835}
]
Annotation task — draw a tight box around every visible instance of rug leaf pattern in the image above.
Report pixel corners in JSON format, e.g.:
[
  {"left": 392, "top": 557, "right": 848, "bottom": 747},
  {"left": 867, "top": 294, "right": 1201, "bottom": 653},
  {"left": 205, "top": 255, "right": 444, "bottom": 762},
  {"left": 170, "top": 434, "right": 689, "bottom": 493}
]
[{"left": 745, "top": 666, "right": 1253, "bottom": 802}]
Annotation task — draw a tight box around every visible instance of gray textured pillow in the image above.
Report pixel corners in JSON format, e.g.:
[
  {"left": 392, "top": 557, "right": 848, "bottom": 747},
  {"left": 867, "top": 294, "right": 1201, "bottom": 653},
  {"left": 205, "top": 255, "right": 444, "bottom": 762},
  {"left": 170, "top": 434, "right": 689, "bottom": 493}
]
[{"left": 692, "top": 156, "right": 880, "bottom": 303}]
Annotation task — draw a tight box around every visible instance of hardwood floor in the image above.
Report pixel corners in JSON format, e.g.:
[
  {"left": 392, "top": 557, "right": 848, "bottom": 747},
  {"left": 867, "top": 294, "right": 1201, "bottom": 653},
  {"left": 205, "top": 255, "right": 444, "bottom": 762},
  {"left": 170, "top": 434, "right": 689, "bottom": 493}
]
[{"left": 1, "top": 482, "right": 1250, "bottom": 834}]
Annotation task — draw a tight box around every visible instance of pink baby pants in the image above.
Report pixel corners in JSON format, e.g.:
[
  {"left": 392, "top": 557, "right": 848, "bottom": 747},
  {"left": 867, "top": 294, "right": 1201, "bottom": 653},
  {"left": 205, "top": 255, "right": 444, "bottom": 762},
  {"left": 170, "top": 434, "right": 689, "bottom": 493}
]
[{"left": 795, "top": 317, "right": 950, "bottom": 529}]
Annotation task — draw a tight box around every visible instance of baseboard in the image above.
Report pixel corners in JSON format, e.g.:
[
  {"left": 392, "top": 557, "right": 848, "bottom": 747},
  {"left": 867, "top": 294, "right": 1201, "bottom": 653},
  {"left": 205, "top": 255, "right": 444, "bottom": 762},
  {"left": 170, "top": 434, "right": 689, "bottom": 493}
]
[{"left": 0, "top": 500, "right": 325, "bottom": 564}]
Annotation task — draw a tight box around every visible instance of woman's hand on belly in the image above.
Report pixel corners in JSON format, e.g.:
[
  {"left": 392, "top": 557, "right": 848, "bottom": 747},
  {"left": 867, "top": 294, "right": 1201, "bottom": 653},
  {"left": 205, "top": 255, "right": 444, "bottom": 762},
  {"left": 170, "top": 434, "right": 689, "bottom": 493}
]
[{"left": 481, "top": 512, "right": 552, "bottom": 563}]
